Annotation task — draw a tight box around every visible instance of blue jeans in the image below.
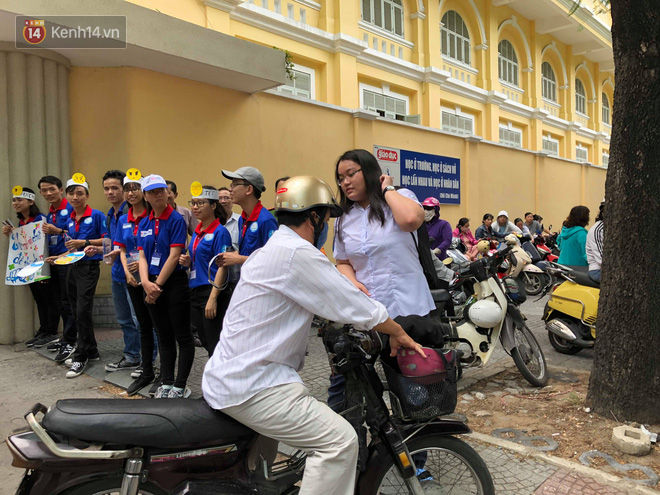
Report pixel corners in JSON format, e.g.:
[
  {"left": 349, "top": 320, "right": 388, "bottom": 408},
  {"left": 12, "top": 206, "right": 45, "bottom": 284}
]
[
  {"left": 111, "top": 280, "right": 141, "bottom": 362},
  {"left": 588, "top": 269, "right": 601, "bottom": 283}
]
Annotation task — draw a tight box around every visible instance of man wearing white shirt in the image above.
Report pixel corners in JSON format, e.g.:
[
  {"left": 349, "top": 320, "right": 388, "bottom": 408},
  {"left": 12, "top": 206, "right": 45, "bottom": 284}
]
[
  {"left": 202, "top": 176, "right": 424, "bottom": 495},
  {"left": 218, "top": 187, "right": 240, "bottom": 250}
]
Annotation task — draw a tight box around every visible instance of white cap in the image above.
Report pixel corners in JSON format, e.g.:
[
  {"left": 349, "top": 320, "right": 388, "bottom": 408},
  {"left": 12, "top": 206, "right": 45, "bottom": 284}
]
[
  {"left": 123, "top": 176, "right": 142, "bottom": 186},
  {"left": 193, "top": 187, "right": 219, "bottom": 201},
  {"left": 142, "top": 174, "right": 168, "bottom": 192},
  {"left": 497, "top": 210, "right": 509, "bottom": 219},
  {"left": 66, "top": 179, "right": 89, "bottom": 191},
  {"left": 11, "top": 186, "right": 35, "bottom": 201}
]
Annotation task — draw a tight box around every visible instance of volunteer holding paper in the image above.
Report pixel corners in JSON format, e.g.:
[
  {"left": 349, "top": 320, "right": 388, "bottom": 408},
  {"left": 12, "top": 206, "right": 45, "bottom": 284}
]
[
  {"left": 114, "top": 170, "right": 160, "bottom": 396},
  {"left": 3, "top": 186, "right": 58, "bottom": 348},
  {"left": 63, "top": 174, "right": 109, "bottom": 379},
  {"left": 179, "top": 183, "right": 232, "bottom": 357},
  {"left": 38, "top": 176, "right": 77, "bottom": 363},
  {"left": 138, "top": 174, "right": 194, "bottom": 399}
]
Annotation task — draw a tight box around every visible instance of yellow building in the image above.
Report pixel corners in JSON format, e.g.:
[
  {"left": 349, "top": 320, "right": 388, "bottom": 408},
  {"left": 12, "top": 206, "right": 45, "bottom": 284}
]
[{"left": 0, "top": 0, "right": 611, "bottom": 342}]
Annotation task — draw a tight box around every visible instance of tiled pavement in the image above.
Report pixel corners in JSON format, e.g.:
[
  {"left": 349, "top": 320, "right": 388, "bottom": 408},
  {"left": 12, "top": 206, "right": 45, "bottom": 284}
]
[{"left": 29, "top": 296, "right": 655, "bottom": 495}]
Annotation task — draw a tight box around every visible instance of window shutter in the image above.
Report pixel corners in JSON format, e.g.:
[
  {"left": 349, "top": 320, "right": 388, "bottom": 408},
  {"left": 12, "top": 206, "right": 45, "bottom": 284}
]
[
  {"left": 374, "top": 0, "right": 383, "bottom": 28},
  {"left": 362, "top": 0, "right": 371, "bottom": 22},
  {"left": 363, "top": 90, "right": 376, "bottom": 109}
]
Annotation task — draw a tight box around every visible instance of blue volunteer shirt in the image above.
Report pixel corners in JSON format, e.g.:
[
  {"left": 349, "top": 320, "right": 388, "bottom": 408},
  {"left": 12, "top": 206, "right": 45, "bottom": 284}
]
[
  {"left": 238, "top": 202, "right": 278, "bottom": 256},
  {"left": 107, "top": 201, "right": 129, "bottom": 282},
  {"left": 46, "top": 199, "right": 73, "bottom": 256},
  {"left": 137, "top": 205, "right": 187, "bottom": 276},
  {"left": 188, "top": 218, "right": 232, "bottom": 289},
  {"left": 113, "top": 207, "right": 148, "bottom": 258},
  {"left": 65, "top": 206, "right": 109, "bottom": 261}
]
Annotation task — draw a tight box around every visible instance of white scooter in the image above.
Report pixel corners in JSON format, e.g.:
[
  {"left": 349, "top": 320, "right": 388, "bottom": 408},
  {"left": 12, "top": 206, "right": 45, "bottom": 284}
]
[{"left": 432, "top": 246, "right": 548, "bottom": 387}]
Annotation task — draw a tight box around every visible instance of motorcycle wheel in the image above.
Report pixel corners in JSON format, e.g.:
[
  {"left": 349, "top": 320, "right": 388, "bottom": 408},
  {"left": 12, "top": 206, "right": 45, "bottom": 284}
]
[
  {"left": 359, "top": 434, "right": 494, "bottom": 495},
  {"left": 511, "top": 324, "right": 548, "bottom": 387},
  {"left": 522, "top": 272, "right": 546, "bottom": 296},
  {"left": 547, "top": 330, "right": 583, "bottom": 355},
  {"left": 60, "top": 477, "right": 167, "bottom": 495}
]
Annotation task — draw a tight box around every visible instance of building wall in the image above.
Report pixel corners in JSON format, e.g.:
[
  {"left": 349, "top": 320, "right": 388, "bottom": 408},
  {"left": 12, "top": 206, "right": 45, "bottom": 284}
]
[
  {"left": 69, "top": 66, "right": 606, "bottom": 291},
  {"left": 126, "top": 0, "right": 614, "bottom": 165}
]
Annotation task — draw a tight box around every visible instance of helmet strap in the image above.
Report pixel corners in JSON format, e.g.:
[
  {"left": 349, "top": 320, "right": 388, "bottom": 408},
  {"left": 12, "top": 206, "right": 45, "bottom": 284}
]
[{"left": 310, "top": 210, "right": 326, "bottom": 246}]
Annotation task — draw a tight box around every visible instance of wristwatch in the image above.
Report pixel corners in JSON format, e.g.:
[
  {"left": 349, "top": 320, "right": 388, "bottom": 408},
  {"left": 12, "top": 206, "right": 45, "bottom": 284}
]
[
  {"left": 383, "top": 185, "right": 396, "bottom": 195},
  {"left": 84, "top": 239, "right": 91, "bottom": 247}
]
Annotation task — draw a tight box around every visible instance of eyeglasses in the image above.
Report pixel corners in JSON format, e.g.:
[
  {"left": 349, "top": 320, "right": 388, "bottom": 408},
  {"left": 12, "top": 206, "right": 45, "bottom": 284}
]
[
  {"left": 123, "top": 185, "right": 141, "bottom": 192},
  {"left": 230, "top": 181, "right": 250, "bottom": 189},
  {"left": 336, "top": 168, "right": 362, "bottom": 186},
  {"left": 218, "top": 196, "right": 231, "bottom": 202},
  {"left": 188, "top": 200, "right": 209, "bottom": 208}
]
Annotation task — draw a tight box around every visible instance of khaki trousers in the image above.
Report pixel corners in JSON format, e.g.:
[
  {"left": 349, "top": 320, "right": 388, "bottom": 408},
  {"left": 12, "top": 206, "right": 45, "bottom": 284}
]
[{"left": 222, "top": 382, "right": 359, "bottom": 495}]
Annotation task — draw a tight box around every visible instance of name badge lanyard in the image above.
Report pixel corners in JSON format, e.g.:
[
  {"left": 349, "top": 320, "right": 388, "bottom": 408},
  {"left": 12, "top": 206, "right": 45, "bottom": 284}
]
[
  {"left": 190, "top": 230, "right": 206, "bottom": 278},
  {"left": 151, "top": 218, "right": 163, "bottom": 266}
]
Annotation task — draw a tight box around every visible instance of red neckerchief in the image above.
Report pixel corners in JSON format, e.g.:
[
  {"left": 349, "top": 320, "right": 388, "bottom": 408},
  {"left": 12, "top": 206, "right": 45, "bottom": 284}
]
[
  {"left": 70, "top": 206, "right": 93, "bottom": 232},
  {"left": 241, "top": 201, "right": 263, "bottom": 239},
  {"left": 148, "top": 205, "right": 174, "bottom": 237},
  {"left": 192, "top": 218, "right": 220, "bottom": 264},
  {"left": 49, "top": 198, "right": 68, "bottom": 213},
  {"left": 19, "top": 216, "right": 36, "bottom": 226},
  {"left": 127, "top": 207, "right": 148, "bottom": 237}
]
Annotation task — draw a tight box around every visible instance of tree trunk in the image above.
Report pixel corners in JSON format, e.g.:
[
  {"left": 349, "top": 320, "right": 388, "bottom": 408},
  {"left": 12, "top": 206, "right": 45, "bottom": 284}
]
[{"left": 586, "top": 0, "right": 660, "bottom": 424}]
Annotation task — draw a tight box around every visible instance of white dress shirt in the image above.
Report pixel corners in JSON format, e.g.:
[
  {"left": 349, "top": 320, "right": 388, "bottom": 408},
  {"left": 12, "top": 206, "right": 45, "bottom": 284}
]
[
  {"left": 224, "top": 212, "right": 241, "bottom": 251},
  {"left": 333, "top": 188, "right": 434, "bottom": 319},
  {"left": 202, "top": 225, "right": 389, "bottom": 409}
]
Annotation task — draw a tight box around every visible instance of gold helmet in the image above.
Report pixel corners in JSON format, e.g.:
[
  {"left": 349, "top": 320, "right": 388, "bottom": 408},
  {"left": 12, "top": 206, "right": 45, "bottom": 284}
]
[
  {"left": 477, "top": 239, "right": 490, "bottom": 255},
  {"left": 275, "top": 176, "right": 343, "bottom": 217}
]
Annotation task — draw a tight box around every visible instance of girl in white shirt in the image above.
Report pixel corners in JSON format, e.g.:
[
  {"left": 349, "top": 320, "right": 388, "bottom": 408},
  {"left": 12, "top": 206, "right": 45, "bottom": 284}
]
[{"left": 333, "top": 149, "right": 434, "bottom": 319}]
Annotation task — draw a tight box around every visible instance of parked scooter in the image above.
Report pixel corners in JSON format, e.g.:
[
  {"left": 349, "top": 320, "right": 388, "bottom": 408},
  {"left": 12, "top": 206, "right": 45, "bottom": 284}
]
[
  {"left": 541, "top": 263, "right": 598, "bottom": 355},
  {"left": 519, "top": 236, "right": 552, "bottom": 296},
  {"left": 431, "top": 246, "right": 548, "bottom": 387},
  {"left": 7, "top": 322, "right": 495, "bottom": 495}
]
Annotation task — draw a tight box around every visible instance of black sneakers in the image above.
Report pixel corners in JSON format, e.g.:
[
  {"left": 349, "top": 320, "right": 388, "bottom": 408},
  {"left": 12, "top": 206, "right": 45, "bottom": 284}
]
[
  {"left": 148, "top": 374, "right": 162, "bottom": 397},
  {"left": 25, "top": 332, "right": 45, "bottom": 347},
  {"left": 32, "top": 334, "right": 59, "bottom": 348},
  {"left": 54, "top": 344, "right": 76, "bottom": 363},
  {"left": 66, "top": 359, "right": 88, "bottom": 378},
  {"left": 46, "top": 339, "right": 64, "bottom": 352},
  {"left": 131, "top": 365, "right": 143, "bottom": 379},
  {"left": 105, "top": 357, "right": 140, "bottom": 373},
  {"left": 127, "top": 373, "right": 155, "bottom": 396}
]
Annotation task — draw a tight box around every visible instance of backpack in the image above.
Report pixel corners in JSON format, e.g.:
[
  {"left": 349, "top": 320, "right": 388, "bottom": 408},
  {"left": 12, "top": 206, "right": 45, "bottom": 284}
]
[{"left": 411, "top": 223, "right": 443, "bottom": 290}]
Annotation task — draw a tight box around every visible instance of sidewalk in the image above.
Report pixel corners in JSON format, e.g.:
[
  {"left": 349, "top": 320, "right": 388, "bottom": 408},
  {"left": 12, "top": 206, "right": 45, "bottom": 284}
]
[{"left": 19, "top": 325, "right": 658, "bottom": 495}]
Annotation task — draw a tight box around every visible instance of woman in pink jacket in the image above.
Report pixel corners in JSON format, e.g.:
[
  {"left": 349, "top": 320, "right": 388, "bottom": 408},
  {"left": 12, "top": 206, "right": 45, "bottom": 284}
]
[{"left": 452, "top": 217, "right": 480, "bottom": 260}]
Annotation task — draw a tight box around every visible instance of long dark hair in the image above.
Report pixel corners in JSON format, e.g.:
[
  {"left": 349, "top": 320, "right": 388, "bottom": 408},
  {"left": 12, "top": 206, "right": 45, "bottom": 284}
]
[
  {"left": 563, "top": 206, "right": 590, "bottom": 228},
  {"left": 595, "top": 202, "right": 604, "bottom": 223},
  {"left": 335, "top": 149, "right": 387, "bottom": 225},
  {"left": 15, "top": 187, "right": 41, "bottom": 220},
  {"left": 204, "top": 186, "right": 228, "bottom": 225},
  {"left": 457, "top": 217, "right": 470, "bottom": 229}
]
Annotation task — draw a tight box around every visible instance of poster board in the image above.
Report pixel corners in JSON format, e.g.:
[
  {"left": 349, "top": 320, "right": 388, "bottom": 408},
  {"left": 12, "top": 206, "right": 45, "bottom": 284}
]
[
  {"left": 374, "top": 145, "right": 461, "bottom": 204},
  {"left": 5, "top": 221, "right": 50, "bottom": 285}
]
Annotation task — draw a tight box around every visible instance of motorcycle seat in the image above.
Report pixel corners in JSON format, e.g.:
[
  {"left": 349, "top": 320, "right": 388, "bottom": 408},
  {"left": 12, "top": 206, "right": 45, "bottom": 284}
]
[
  {"left": 568, "top": 270, "right": 600, "bottom": 289},
  {"left": 42, "top": 398, "right": 256, "bottom": 449},
  {"left": 430, "top": 289, "right": 451, "bottom": 303}
]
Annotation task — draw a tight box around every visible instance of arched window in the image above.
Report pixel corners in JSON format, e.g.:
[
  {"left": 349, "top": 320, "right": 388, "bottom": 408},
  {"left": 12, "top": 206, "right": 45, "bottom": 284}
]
[
  {"left": 602, "top": 93, "right": 610, "bottom": 125},
  {"left": 362, "top": 0, "right": 404, "bottom": 37},
  {"left": 441, "top": 11, "right": 471, "bottom": 65},
  {"left": 541, "top": 62, "right": 557, "bottom": 102},
  {"left": 575, "top": 79, "right": 586, "bottom": 115},
  {"left": 498, "top": 40, "right": 518, "bottom": 86}
]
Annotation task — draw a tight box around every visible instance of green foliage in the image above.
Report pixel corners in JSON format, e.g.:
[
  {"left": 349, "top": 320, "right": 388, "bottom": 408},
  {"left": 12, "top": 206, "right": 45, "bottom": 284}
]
[{"left": 273, "top": 46, "right": 295, "bottom": 80}]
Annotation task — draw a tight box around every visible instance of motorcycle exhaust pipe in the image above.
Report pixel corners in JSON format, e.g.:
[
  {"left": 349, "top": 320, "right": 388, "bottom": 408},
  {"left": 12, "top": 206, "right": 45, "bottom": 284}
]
[{"left": 546, "top": 320, "right": 577, "bottom": 341}]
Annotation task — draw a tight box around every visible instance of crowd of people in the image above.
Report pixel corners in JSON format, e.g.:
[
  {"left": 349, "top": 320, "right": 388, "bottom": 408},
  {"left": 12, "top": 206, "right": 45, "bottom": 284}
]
[
  {"left": 5, "top": 148, "right": 606, "bottom": 494},
  {"left": 4, "top": 167, "right": 280, "bottom": 398}
]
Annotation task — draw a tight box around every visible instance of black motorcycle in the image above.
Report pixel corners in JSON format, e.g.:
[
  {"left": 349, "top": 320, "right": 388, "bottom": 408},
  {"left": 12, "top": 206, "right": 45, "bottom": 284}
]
[{"left": 7, "top": 322, "right": 494, "bottom": 495}]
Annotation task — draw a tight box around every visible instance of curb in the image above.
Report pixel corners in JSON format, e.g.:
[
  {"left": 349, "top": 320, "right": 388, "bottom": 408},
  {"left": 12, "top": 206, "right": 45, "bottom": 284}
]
[{"left": 468, "top": 431, "right": 658, "bottom": 495}]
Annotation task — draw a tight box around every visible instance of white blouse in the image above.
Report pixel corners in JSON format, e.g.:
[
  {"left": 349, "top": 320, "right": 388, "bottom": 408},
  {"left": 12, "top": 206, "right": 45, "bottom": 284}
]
[{"left": 333, "top": 188, "right": 434, "bottom": 319}]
